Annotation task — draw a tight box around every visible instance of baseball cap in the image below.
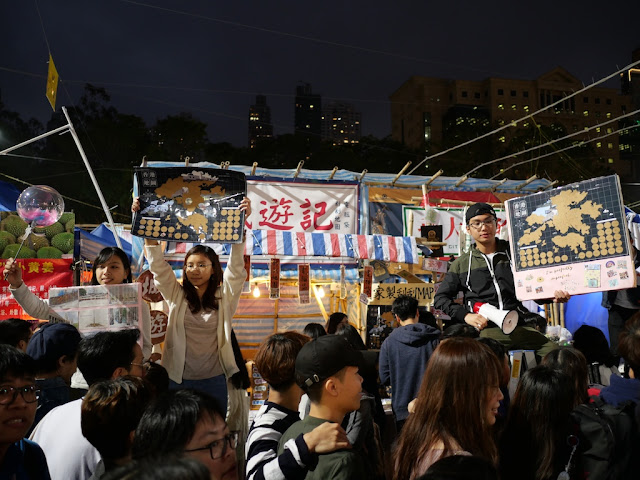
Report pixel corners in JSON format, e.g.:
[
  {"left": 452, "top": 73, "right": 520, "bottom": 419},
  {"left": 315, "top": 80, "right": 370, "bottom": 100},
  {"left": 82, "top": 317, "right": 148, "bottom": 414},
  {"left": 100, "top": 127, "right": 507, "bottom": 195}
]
[
  {"left": 295, "top": 335, "right": 362, "bottom": 390},
  {"left": 465, "top": 203, "right": 497, "bottom": 224},
  {"left": 27, "top": 322, "right": 81, "bottom": 368}
]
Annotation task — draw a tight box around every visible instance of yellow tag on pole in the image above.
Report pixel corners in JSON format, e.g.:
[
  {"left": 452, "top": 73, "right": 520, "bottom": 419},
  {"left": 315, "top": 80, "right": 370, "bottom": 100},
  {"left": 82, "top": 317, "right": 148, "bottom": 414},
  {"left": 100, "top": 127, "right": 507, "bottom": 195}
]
[{"left": 45, "top": 54, "right": 59, "bottom": 111}]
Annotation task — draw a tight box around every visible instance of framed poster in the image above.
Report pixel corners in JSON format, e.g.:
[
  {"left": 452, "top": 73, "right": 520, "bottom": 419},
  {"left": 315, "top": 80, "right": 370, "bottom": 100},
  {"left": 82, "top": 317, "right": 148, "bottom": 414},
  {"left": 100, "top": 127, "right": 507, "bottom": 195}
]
[
  {"left": 506, "top": 175, "right": 635, "bottom": 300},
  {"left": 133, "top": 167, "right": 247, "bottom": 243}
]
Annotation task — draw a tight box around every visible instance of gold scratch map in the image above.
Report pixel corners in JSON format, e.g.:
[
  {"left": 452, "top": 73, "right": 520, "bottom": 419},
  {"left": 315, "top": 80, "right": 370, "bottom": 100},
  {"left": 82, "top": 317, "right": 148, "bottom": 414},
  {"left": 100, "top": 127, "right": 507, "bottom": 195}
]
[
  {"left": 132, "top": 167, "right": 246, "bottom": 243},
  {"left": 507, "top": 175, "right": 629, "bottom": 272}
]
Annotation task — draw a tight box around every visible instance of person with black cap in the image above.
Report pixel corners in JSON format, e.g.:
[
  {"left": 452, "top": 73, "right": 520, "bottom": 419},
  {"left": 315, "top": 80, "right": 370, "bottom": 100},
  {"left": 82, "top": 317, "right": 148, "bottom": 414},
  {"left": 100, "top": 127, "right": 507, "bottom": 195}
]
[
  {"left": 26, "top": 322, "right": 81, "bottom": 432},
  {"left": 277, "top": 335, "right": 366, "bottom": 479},
  {"left": 433, "top": 202, "right": 570, "bottom": 357}
]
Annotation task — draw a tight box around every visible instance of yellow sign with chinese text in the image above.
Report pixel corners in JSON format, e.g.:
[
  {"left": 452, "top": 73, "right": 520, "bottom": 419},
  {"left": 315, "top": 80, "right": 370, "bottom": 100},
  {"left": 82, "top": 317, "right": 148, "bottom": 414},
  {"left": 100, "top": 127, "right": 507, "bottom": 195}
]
[{"left": 369, "top": 282, "right": 435, "bottom": 306}]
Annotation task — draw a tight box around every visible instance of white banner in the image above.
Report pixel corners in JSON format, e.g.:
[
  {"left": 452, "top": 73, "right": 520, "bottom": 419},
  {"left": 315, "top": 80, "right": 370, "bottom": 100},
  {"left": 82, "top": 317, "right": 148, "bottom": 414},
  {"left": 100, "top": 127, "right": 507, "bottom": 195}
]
[
  {"left": 403, "top": 206, "right": 507, "bottom": 255},
  {"left": 246, "top": 180, "right": 358, "bottom": 234}
]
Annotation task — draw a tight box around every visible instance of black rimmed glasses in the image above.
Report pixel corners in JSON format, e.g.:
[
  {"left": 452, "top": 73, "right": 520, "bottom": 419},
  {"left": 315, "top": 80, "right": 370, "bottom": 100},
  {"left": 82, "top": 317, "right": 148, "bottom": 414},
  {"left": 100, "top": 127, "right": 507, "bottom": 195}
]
[
  {"left": 0, "top": 385, "right": 40, "bottom": 405},
  {"left": 184, "top": 431, "right": 239, "bottom": 460}
]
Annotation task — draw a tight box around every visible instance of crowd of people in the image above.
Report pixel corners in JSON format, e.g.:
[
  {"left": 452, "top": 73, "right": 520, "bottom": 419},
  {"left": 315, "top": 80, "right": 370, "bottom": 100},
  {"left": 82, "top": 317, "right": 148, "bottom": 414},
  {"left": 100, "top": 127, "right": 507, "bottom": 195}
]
[{"left": 1, "top": 200, "right": 640, "bottom": 480}]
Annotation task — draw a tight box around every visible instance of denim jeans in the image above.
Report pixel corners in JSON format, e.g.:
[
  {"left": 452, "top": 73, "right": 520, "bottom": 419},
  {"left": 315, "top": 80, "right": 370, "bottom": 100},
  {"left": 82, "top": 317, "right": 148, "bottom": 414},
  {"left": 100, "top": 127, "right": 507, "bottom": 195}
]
[{"left": 169, "top": 374, "right": 228, "bottom": 414}]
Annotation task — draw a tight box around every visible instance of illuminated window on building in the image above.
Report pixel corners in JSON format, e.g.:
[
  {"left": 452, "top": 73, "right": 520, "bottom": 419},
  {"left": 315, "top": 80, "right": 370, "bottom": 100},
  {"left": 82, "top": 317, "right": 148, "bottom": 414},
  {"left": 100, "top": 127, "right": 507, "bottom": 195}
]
[
  {"left": 423, "top": 112, "right": 432, "bottom": 145},
  {"left": 583, "top": 111, "right": 589, "bottom": 117},
  {"left": 498, "top": 104, "right": 504, "bottom": 110},
  {"left": 498, "top": 136, "right": 506, "bottom": 143},
  {"left": 607, "top": 143, "right": 613, "bottom": 149},
  {"left": 498, "top": 119, "right": 505, "bottom": 126},
  {"left": 523, "top": 105, "right": 529, "bottom": 112},
  {"left": 596, "top": 127, "right": 601, "bottom": 133},
  {"left": 511, "top": 104, "right": 517, "bottom": 110},
  {"left": 523, "top": 121, "right": 529, "bottom": 127},
  {"left": 606, "top": 112, "right": 611, "bottom": 118},
  {"left": 608, "top": 158, "right": 614, "bottom": 164},
  {"left": 607, "top": 128, "right": 612, "bottom": 134},
  {"left": 596, "top": 142, "right": 602, "bottom": 148}
]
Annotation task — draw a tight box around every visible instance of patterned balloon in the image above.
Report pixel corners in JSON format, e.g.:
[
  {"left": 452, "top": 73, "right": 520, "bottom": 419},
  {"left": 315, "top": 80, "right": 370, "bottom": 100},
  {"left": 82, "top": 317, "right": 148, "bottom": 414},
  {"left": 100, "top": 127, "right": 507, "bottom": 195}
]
[{"left": 16, "top": 185, "right": 64, "bottom": 227}]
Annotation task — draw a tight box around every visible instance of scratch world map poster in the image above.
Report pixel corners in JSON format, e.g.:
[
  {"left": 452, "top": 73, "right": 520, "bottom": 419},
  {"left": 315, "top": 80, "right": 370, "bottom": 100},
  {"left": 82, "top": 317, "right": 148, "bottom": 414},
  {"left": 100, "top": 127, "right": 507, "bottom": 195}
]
[
  {"left": 133, "top": 167, "right": 247, "bottom": 243},
  {"left": 505, "top": 175, "right": 636, "bottom": 300}
]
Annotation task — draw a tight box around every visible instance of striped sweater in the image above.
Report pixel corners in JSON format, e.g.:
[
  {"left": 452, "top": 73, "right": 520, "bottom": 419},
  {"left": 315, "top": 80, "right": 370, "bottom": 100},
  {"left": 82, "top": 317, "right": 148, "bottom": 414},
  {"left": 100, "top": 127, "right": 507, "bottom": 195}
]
[{"left": 246, "top": 402, "right": 314, "bottom": 480}]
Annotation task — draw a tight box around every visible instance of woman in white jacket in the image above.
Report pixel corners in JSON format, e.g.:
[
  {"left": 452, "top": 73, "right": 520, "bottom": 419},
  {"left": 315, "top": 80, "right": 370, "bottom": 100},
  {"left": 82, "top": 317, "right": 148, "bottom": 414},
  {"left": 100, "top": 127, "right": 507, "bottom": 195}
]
[
  {"left": 3, "top": 246, "right": 152, "bottom": 360},
  {"left": 136, "top": 197, "right": 250, "bottom": 414}
]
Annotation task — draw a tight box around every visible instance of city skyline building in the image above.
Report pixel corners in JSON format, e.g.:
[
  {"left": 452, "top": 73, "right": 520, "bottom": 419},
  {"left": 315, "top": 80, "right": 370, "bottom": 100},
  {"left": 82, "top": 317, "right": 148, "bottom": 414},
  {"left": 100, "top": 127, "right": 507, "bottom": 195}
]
[
  {"left": 390, "top": 67, "right": 635, "bottom": 178},
  {"left": 248, "top": 94, "right": 273, "bottom": 148},
  {"left": 321, "top": 101, "right": 361, "bottom": 145},
  {"left": 294, "top": 83, "right": 321, "bottom": 139}
]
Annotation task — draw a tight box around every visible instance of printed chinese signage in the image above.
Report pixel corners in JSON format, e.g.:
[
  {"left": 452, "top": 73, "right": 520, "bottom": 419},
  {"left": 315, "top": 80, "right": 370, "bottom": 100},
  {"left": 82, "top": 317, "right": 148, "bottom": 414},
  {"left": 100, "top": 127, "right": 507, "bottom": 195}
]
[
  {"left": 362, "top": 266, "right": 373, "bottom": 298},
  {"left": 0, "top": 259, "right": 73, "bottom": 320},
  {"left": 369, "top": 282, "right": 436, "bottom": 306},
  {"left": 246, "top": 180, "right": 358, "bottom": 234},
  {"left": 505, "top": 175, "right": 635, "bottom": 300},
  {"left": 48, "top": 283, "right": 143, "bottom": 334},
  {"left": 403, "top": 206, "right": 507, "bottom": 256},
  {"left": 298, "top": 264, "right": 310, "bottom": 304},
  {"left": 270, "top": 258, "right": 280, "bottom": 299},
  {"left": 133, "top": 167, "right": 247, "bottom": 244}
]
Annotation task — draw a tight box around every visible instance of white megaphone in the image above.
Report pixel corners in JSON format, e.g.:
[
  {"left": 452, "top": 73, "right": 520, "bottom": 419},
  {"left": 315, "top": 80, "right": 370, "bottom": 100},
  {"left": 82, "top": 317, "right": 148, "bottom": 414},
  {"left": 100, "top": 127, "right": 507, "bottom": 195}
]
[{"left": 473, "top": 302, "right": 518, "bottom": 335}]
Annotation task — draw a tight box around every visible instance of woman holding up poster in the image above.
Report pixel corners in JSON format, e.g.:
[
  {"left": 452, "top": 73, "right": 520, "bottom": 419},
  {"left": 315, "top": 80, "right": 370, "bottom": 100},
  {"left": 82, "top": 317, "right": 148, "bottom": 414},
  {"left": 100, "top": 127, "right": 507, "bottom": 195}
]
[
  {"left": 132, "top": 197, "right": 250, "bottom": 415},
  {"left": 3, "top": 247, "right": 152, "bottom": 360}
]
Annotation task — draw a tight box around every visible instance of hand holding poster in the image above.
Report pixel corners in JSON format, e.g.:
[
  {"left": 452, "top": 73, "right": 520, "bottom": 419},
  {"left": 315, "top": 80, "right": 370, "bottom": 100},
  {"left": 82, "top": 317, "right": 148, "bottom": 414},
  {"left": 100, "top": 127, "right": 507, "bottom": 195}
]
[
  {"left": 48, "top": 283, "right": 143, "bottom": 334},
  {"left": 506, "top": 175, "right": 635, "bottom": 300}
]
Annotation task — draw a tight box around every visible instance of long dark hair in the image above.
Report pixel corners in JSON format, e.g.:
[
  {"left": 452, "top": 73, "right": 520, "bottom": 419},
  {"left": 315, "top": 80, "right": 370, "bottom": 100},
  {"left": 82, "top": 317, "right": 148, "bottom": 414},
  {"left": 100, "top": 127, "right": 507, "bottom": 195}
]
[
  {"left": 499, "top": 365, "right": 576, "bottom": 480},
  {"left": 91, "top": 247, "right": 132, "bottom": 285},
  {"left": 392, "top": 338, "right": 501, "bottom": 480},
  {"left": 326, "top": 312, "right": 347, "bottom": 334},
  {"left": 182, "top": 245, "right": 223, "bottom": 313},
  {"left": 542, "top": 347, "right": 589, "bottom": 406}
]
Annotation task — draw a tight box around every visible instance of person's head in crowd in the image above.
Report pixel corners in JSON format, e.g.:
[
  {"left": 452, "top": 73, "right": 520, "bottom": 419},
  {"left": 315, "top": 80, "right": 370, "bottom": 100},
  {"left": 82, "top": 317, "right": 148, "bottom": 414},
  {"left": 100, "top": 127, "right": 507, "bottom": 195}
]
[
  {"left": 418, "top": 455, "right": 499, "bottom": 480},
  {"left": 441, "top": 323, "right": 480, "bottom": 340},
  {"left": 499, "top": 365, "right": 576, "bottom": 480},
  {"left": 393, "top": 338, "right": 503, "bottom": 480},
  {"left": 572, "top": 324, "right": 618, "bottom": 367},
  {"left": 91, "top": 247, "right": 133, "bottom": 286},
  {"left": 133, "top": 389, "right": 238, "bottom": 480},
  {"left": 181, "top": 245, "right": 224, "bottom": 314},
  {"left": 0, "top": 318, "right": 33, "bottom": 351},
  {"left": 418, "top": 310, "right": 439, "bottom": 330},
  {"left": 326, "top": 312, "right": 348, "bottom": 334},
  {"left": 391, "top": 295, "right": 419, "bottom": 324},
  {"left": 77, "top": 329, "right": 144, "bottom": 386},
  {"left": 334, "top": 323, "right": 367, "bottom": 350},
  {"left": 618, "top": 312, "right": 640, "bottom": 379},
  {"left": 101, "top": 456, "right": 211, "bottom": 480},
  {"left": 143, "top": 362, "right": 170, "bottom": 397},
  {"left": 302, "top": 322, "right": 326, "bottom": 340},
  {"left": 542, "top": 347, "right": 589, "bottom": 406},
  {"left": 522, "top": 312, "right": 548, "bottom": 332},
  {"left": 0, "top": 344, "right": 38, "bottom": 462},
  {"left": 477, "top": 337, "right": 510, "bottom": 388},
  {"left": 254, "top": 331, "right": 310, "bottom": 396},
  {"left": 295, "top": 335, "right": 363, "bottom": 419},
  {"left": 26, "top": 322, "right": 81, "bottom": 385},
  {"left": 81, "top": 376, "right": 151, "bottom": 471}
]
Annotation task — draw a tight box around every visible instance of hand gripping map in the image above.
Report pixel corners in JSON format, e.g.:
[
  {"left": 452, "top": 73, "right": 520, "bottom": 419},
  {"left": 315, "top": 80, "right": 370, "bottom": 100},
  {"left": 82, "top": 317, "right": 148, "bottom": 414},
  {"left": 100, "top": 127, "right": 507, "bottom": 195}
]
[
  {"left": 132, "top": 167, "right": 247, "bottom": 243},
  {"left": 505, "top": 175, "right": 636, "bottom": 301}
]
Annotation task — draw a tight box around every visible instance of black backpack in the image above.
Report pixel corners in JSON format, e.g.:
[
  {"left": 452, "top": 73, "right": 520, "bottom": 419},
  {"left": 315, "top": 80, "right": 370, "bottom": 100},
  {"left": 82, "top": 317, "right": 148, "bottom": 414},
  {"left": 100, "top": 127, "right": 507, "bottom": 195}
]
[{"left": 570, "top": 396, "right": 640, "bottom": 480}]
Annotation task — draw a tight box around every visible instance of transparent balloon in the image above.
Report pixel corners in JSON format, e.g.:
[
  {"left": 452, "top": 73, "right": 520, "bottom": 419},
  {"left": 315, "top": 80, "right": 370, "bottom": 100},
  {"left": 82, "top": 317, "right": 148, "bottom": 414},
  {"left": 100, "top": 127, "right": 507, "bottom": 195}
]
[{"left": 16, "top": 185, "right": 65, "bottom": 227}]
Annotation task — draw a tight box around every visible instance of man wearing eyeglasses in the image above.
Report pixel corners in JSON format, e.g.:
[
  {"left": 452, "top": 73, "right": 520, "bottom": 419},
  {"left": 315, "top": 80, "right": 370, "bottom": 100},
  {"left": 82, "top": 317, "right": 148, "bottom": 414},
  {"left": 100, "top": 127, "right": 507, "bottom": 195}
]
[
  {"left": 0, "top": 344, "right": 51, "bottom": 479},
  {"left": 434, "top": 203, "right": 570, "bottom": 356}
]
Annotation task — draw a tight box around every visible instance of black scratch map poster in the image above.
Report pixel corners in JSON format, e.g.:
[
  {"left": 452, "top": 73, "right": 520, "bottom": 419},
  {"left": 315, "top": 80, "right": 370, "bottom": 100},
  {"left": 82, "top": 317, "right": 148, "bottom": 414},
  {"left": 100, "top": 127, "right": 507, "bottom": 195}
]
[
  {"left": 133, "top": 167, "right": 247, "bottom": 243},
  {"left": 505, "top": 175, "right": 636, "bottom": 300}
]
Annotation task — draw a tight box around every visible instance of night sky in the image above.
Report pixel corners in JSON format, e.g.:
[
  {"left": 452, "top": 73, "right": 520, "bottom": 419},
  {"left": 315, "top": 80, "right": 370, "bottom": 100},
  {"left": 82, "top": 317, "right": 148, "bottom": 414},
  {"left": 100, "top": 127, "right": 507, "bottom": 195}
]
[{"left": 1, "top": 0, "right": 639, "bottom": 148}]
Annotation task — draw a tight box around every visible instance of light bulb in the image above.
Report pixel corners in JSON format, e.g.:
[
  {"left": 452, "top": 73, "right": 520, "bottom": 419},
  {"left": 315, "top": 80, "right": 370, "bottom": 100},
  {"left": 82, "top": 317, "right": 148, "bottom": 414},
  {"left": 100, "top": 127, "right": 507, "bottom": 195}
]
[
  {"left": 252, "top": 284, "right": 260, "bottom": 298},
  {"left": 316, "top": 285, "right": 325, "bottom": 298}
]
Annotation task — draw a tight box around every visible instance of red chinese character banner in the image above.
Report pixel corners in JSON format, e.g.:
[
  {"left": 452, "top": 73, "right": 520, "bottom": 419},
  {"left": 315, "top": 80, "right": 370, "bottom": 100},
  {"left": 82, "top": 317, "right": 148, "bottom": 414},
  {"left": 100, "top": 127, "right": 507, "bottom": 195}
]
[
  {"left": 0, "top": 258, "right": 74, "bottom": 320},
  {"left": 246, "top": 180, "right": 358, "bottom": 234}
]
